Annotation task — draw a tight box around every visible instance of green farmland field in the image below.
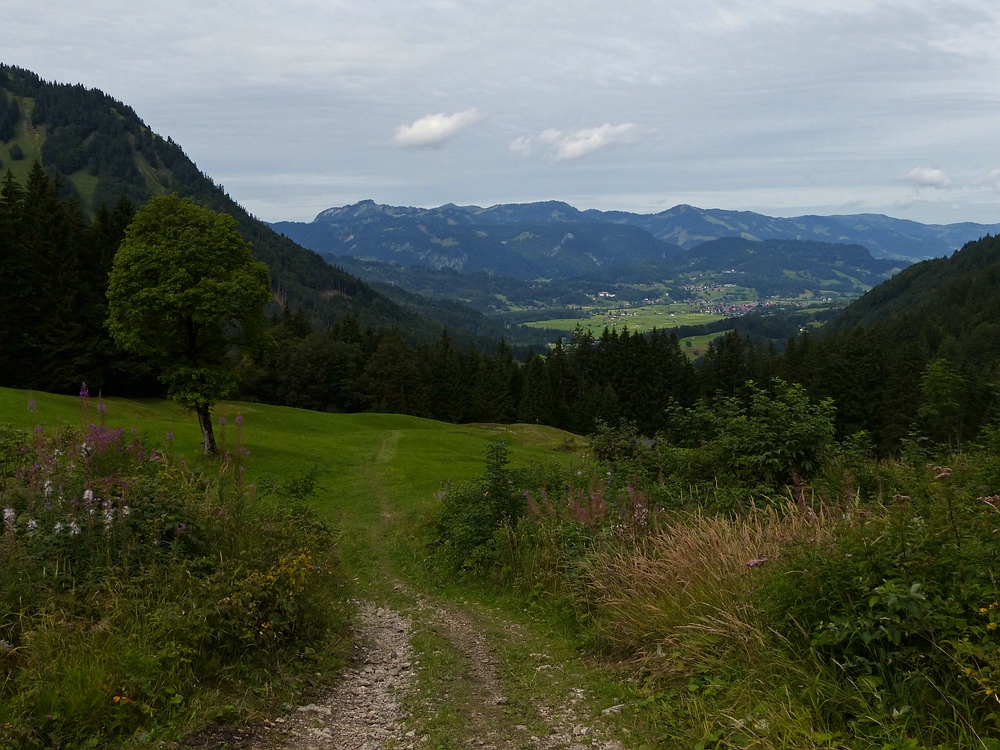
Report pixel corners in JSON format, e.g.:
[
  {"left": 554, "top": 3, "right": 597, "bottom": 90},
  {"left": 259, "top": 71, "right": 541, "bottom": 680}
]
[{"left": 523, "top": 302, "right": 726, "bottom": 335}]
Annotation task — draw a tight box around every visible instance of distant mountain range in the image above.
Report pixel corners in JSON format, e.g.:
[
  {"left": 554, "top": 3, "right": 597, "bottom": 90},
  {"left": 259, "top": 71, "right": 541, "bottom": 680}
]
[
  {"left": 273, "top": 199, "right": 1000, "bottom": 265},
  {"left": 271, "top": 200, "right": 927, "bottom": 301}
]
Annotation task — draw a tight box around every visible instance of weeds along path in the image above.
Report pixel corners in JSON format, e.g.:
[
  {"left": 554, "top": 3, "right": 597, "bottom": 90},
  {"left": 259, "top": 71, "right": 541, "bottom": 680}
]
[{"left": 198, "top": 427, "right": 636, "bottom": 749}]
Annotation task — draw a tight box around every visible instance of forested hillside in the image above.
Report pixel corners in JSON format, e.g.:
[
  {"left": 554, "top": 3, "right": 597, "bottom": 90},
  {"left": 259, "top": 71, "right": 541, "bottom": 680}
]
[
  {"left": 275, "top": 199, "right": 909, "bottom": 307},
  {"left": 0, "top": 65, "right": 499, "bottom": 340}
]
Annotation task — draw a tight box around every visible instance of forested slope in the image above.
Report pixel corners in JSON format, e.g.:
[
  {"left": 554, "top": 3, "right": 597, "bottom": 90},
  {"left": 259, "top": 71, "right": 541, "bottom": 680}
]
[{"left": 0, "top": 64, "right": 476, "bottom": 337}]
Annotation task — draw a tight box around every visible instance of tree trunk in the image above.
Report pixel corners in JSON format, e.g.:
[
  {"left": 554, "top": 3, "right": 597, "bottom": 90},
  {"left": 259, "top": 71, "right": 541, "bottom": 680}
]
[{"left": 196, "top": 403, "right": 217, "bottom": 454}]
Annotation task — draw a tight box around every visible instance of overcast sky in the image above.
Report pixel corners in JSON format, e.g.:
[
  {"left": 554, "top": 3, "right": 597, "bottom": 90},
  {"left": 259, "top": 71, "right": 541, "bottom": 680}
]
[{"left": 7, "top": 1, "right": 1000, "bottom": 224}]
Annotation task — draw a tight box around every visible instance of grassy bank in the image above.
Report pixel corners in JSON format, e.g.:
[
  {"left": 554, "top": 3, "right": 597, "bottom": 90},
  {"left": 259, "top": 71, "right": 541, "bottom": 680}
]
[
  {"left": 0, "top": 387, "right": 581, "bottom": 747},
  {"left": 426, "top": 395, "right": 1000, "bottom": 748}
]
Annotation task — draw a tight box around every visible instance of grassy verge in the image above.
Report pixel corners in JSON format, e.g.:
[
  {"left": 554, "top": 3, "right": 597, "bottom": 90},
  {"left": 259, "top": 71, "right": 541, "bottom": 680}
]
[
  {"left": 0, "top": 388, "right": 592, "bottom": 746},
  {"left": 0, "top": 392, "right": 355, "bottom": 747}
]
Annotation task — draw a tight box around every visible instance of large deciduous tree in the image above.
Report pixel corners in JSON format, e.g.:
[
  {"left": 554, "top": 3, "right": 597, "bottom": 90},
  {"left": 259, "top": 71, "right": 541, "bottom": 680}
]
[{"left": 106, "top": 194, "right": 271, "bottom": 453}]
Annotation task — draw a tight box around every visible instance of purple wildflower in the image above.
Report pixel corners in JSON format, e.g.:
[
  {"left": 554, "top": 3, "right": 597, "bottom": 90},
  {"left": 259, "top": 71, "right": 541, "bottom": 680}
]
[
  {"left": 235, "top": 415, "right": 243, "bottom": 425},
  {"left": 79, "top": 383, "right": 89, "bottom": 398},
  {"left": 27, "top": 400, "right": 37, "bottom": 413}
]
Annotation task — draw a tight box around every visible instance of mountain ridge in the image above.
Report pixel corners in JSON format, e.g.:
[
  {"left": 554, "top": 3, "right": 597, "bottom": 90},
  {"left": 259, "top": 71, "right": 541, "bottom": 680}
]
[{"left": 279, "top": 199, "right": 1000, "bottom": 262}]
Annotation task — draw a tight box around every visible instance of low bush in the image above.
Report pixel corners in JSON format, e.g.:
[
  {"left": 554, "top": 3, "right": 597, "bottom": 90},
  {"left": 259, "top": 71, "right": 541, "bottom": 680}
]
[
  {"left": 0, "top": 407, "right": 346, "bottom": 748},
  {"left": 430, "top": 415, "right": 1000, "bottom": 748},
  {"left": 762, "top": 459, "right": 1000, "bottom": 743},
  {"left": 428, "top": 439, "right": 543, "bottom": 574}
]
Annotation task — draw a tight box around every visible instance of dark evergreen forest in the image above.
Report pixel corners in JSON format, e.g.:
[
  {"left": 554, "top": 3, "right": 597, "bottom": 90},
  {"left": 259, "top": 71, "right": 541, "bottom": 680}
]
[
  {"left": 3, "top": 157, "right": 998, "bottom": 455},
  {"left": 0, "top": 163, "right": 154, "bottom": 394}
]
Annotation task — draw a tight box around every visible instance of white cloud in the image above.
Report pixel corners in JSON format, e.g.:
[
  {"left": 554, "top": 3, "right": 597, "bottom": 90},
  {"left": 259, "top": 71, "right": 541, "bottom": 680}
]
[
  {"left": 528, "top": 123, "right": 642, "bottom": 162},
  {"left": 901, "top": 166, "right": 952, "bottom": 188},
  {"left": 392, "top": 108, "right": 483, "bottom": 148}
]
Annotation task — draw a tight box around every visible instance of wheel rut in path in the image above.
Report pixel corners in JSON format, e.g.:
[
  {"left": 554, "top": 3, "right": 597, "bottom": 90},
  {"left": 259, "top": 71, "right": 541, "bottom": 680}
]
[
  {"left": 406, "top": 591, "right": 626, "bottom": 750},
  {"left": 195, "top": 590, "right": 629, "bottom": 750}
]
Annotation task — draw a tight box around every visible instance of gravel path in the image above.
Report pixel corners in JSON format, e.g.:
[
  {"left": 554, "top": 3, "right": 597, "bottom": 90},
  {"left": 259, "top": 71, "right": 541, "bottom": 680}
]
[
  {"left": 251, "top": 602, "right": 416, "bottom": 750},
  {"left": 182, "top": 595, "right": 630, "bottom": 750}
]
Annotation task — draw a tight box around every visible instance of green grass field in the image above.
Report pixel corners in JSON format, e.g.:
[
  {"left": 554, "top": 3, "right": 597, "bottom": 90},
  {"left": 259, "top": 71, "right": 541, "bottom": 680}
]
[
  {"left": 678, "top": 329, "right": 732, "bottom": 357},
  {"left": 523, "top": 302, "right": 726, "bottom": 335},
  {"left": 0, "top": 387, "right": 581, "bottom": 581}
]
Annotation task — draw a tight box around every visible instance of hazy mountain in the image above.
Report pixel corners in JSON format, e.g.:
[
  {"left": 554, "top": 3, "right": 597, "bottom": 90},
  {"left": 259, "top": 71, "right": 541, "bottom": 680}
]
[
  {"left": 274, "top": 199, "right": 682, "bottom": 280},
  {"left": 272, "top": 200, "right": 909, "bottom": 299},
  {"left": 276, "top": 200, "right": 1000, "bottom": 265},
  {"left": 660, "top": 237, "right": 906, "bottom": 297}
]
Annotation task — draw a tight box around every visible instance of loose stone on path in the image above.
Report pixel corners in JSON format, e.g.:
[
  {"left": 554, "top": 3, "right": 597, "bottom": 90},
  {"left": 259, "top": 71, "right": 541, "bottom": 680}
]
[{"left": 251, "top": 601, "right": 417, "bottom": 750}]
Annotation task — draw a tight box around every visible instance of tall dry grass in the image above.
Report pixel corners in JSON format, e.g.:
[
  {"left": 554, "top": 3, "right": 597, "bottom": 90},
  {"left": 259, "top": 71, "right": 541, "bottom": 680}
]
[{"left": 582, "top": 503, "right": 836, "bottom": 677}]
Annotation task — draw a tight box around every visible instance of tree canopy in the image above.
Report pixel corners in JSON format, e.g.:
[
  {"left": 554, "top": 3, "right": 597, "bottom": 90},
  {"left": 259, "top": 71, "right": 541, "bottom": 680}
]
[{"left": 106, "top": 194, "right": 271, "bottom": 452}]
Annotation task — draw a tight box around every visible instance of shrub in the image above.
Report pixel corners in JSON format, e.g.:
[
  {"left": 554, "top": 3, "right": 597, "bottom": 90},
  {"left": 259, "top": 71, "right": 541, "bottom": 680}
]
[
  {"left": 0, "top": 412, "right": 345, "bottom": 748},
  {"left": 429, "top": 440, "right": 533, "bottom": 573},
  {"left": 761, "top": 459, "right": 1000, "bottom": 742}
]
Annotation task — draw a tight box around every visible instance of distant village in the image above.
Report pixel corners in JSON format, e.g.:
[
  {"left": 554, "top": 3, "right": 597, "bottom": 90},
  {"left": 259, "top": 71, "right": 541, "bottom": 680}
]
[{"left": 593, "top": 283, "right": 815, "bottom": 322}]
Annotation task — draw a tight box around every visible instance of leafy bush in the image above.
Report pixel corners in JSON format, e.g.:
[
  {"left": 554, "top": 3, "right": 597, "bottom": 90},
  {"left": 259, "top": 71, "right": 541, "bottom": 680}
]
[
  {"left": 0, "top": 410, "right": 346, "bottom": 748},
  {"left": 428, "top": 440, "right": 534, "bottom": 574},
  {"left": 426, "top": 391, "right": 1000, "bottom": 747},
  {"left": 762, "top": 459, "right": 1000, "bottom": 742}
]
